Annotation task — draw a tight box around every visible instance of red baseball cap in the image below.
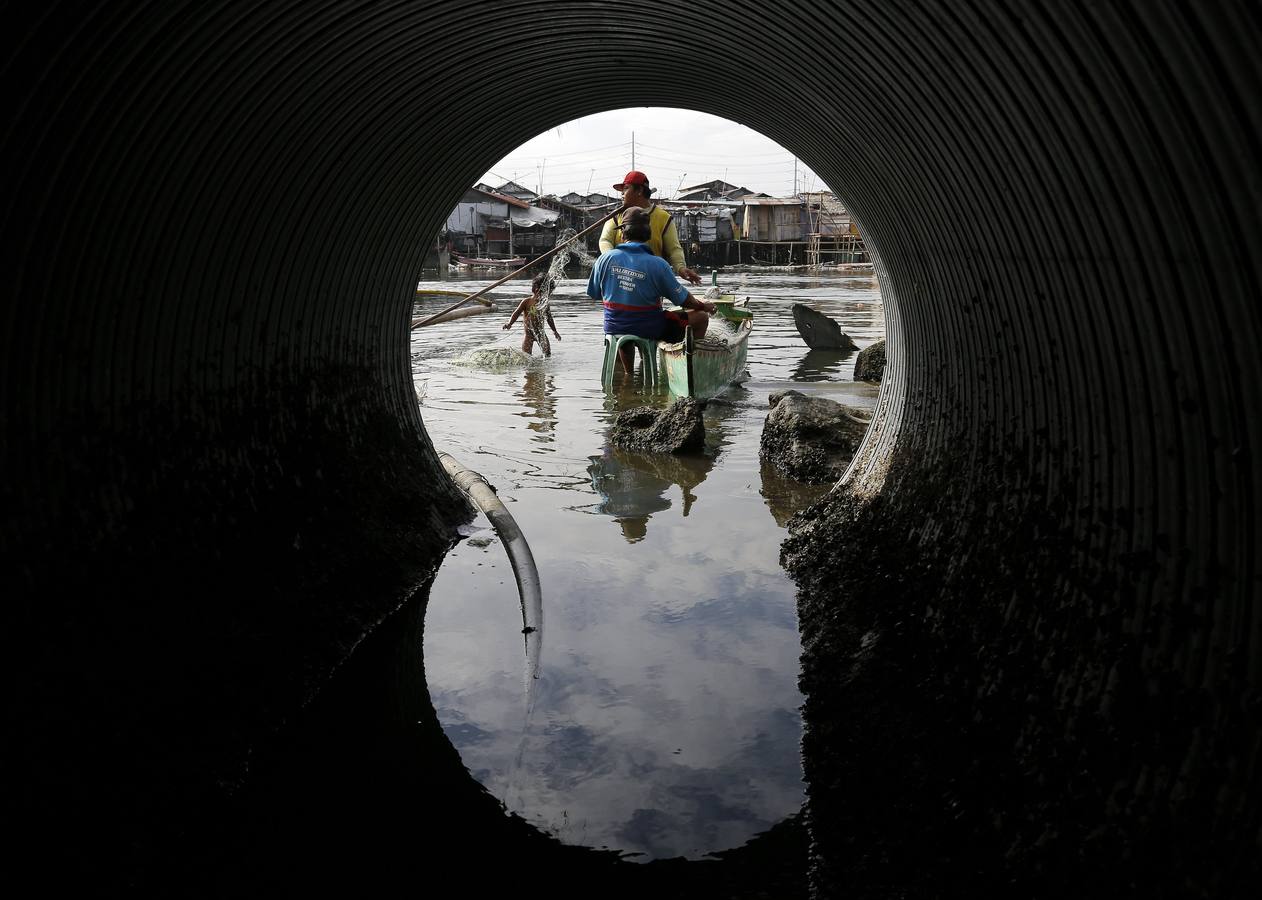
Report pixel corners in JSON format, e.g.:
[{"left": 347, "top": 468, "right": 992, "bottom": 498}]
[{"left": 613, "top": 170, "right": 651, "bottom": 191}]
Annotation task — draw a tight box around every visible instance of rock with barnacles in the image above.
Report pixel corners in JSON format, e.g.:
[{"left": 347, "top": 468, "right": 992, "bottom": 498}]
[
  {"left": 610, "top": 398, "right": 706, "bottom": 455},
  {"left": 760, "top": 390, "right": 871, "bottom": 483},
  {"left": 854, "top": 339, "right": 887, "bottom": 383}
]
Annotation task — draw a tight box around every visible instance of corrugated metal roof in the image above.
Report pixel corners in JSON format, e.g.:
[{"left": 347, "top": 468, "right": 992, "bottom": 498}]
[
  {"left": 508, "top": 207, "right": 560, "bottom": 228},
  {"left": 741, "top": 197, "right": 804, "bottom": 206},
  {"left": 661, "top": 199, "right": 744, "bottom": 208},
  {"left": 471, "top": 186, "right": 530, "bottom": 209}
]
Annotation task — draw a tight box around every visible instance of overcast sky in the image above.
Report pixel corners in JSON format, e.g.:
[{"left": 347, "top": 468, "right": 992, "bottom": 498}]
[{"left": 479, "top": 108, "right": 825, "bottom": 200}]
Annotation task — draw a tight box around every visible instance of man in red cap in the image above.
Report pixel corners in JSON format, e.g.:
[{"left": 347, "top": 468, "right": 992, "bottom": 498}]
[{"left": 599, "top": 171, "right": 703, "bottom": 285}]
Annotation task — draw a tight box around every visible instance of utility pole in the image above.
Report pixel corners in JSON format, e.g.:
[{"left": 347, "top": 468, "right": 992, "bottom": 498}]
[
  {"left": 793, "top": 157, "right": 798, "bottom": 195},
  {"left": 631, "top": 132, "right": 635, "bottom": 170}
]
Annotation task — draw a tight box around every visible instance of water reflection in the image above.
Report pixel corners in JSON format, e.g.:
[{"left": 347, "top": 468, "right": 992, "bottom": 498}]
[
  {"left": 759, "top": 460, "right": 830, "bottom": 528},
  {"left": 515, "top": 369, "right": 557, "bottom": 441},
  {"left": 601, "top": 375, "right": 668, "bottom": 413},
  {"left": 790, "top": 348, "right": 855, "bottom": 382},
  {"left": 587, "top": 445, "right": 715, "bottom": 542}
]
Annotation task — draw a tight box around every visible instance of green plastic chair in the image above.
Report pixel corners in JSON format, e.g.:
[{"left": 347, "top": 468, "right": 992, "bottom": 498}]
[{"left": 602, "top": 333, "right": 659, "bottom": 388}]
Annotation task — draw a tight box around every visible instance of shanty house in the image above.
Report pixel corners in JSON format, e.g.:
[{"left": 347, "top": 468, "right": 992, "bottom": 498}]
[
  {"left": 666, "top": 204, "right": 739, "bottom": 245},
  {"left": 581, "top": 192, "right": 619, "bottom": 208},
  {"left": 489, "top": 204, "right": 560, "bottom": 253},
  {"left": 536, "top": 195, "right": 607, "bottom": 251},
  {"left": 740, "top": 197, "right": 807, "bottom": 242},
  {"left": 675, "top": 179, "right": 763, "bottom": 202},
  {"left": 559, "top": 191, "right": 618, "bottom": 209},
  {"left": 444, "top": 186, "right": 530, "bottom": 255},
  {"left": 494, "top": 180, "right": 540, "bottom": 203},
  {"left": 801, "top": 191, "right": 852, "bottom": 236}
]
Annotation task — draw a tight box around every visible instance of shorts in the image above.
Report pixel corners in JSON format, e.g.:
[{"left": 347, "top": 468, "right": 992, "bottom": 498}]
[{"left": 660, "top": 310, "right": 689, "bottom": 343}]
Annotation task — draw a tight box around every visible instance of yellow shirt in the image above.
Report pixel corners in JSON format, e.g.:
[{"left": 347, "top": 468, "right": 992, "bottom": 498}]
[{"left": 598, "top": 204, "right": 688, "bottom": 274}]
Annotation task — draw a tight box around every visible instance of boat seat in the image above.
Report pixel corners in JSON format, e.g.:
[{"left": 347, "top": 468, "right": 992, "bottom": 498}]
[{"left": 601, "top": 333, "right": 659, "bottom": 388}]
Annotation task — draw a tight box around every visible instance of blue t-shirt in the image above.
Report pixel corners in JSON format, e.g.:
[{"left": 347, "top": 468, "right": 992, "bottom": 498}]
[{"left": 587, "top": 242, "right": 690, "bottom": 337}]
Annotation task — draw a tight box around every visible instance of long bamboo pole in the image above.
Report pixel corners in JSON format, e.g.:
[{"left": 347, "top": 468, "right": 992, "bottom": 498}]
[
  {"left": 414, "top": 302, "right": 499, "bottom": 327},
  {"left": 416, "top": 288, "right": 476, "bottom": 298},
  {"left": 410, "top": 204, "right": 625, "bottom": 330}
]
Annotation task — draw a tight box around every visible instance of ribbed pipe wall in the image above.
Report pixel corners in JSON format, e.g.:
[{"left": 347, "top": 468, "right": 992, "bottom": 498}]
[{"left": 2, "top": 1, "right": 1258, "bottom": 894}]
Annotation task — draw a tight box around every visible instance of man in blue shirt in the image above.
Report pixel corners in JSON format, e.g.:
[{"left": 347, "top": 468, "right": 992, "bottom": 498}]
[{"left": 588, "top": 207, "right": 716, "bottom": 373}]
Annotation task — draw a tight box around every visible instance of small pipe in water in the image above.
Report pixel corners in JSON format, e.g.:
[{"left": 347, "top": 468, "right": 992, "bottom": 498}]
[{"left": 437, "top": 451, "right": 542, "bottom": 702}]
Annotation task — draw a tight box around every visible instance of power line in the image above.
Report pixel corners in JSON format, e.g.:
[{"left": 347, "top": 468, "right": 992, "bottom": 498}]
[
  {"left": 637, "top": 157, "right": 820, "bottom": 182},
  {"left": 488, "top": 139, "right": 631, "bottom": 163},
  {"left": 485, "top": 159, "right": 821, "bottom": 197},
  {"left": 631, "top": 148, "right": 816, "bottom": 170},
  {"left": 634, "top": 140, "right": 798, "bottom": 160},
  {"left": 489, "top": 152, "right": 631, "bottom": 170}
]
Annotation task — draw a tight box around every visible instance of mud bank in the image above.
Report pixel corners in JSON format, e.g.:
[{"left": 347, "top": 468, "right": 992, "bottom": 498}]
[
  {"left": 6, "top": 376, "right": 470, "bottom": 888},
  {"left": 783, "top": 443, "right": 1259, "bottom": 898}
]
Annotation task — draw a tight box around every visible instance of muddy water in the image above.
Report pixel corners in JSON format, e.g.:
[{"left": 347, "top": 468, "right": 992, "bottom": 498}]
[{"left": 413, "top": 268, "right": 883, "bottom": 861}]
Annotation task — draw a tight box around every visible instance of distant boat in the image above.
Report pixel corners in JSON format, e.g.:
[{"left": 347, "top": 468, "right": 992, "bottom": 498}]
[{"left": 453, "top": 254, "right": 526, "bottom": 268}]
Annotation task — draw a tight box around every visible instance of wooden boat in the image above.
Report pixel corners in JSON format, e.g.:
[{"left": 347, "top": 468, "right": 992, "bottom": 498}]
[
  {"left": 658, "top": 303, "right": 753, "bottom": 399},
  {"left": 453, "top": 254, "right": 526, "bottom": 268}
]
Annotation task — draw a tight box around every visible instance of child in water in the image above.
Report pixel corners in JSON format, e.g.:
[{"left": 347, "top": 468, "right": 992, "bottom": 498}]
[{"left": 503, "top": 273, "right": 562, "bottom": 357}]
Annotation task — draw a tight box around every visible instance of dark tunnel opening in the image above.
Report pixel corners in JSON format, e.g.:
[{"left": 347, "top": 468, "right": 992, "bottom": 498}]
[{"left": 3, "top": 2, "right": 1259, "bottom": 896}]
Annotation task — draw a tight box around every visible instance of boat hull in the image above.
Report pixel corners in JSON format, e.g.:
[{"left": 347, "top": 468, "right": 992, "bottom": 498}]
[
  {"left": 659, "top": 318, "right": 752, "bottom": 399},
  {"left": 792, "top": 302, "right": 858, "bottom": 350}
]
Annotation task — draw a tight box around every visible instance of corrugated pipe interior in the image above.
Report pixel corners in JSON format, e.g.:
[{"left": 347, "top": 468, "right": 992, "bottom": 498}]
[{"left": 2, "top": 1, "right": 1258, "bottom": 895}]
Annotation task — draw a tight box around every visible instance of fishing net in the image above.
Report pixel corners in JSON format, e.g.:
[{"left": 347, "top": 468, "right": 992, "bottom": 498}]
[
  {"left": 697, "top": 273, "right": 746, "bottom": 348},
  {"left": 525, "top": 305, "right": 551, "bottom": 357},
  {"left": 694, "top": 306, "right": 749, "bottom": 351},
  {"left": 522, "top": 227, "right": 595, "bottom": 353},
  {"left": 453, "top": 346, "right": 534, "bottom": 369},
  {"left": 555, "top": 227, "right": 596, "bottom": 268}
]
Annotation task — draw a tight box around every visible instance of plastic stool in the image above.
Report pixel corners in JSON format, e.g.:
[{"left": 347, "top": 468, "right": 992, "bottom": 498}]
[{"left": 602, "top": 334, "right": 659, "bottom": 388}]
